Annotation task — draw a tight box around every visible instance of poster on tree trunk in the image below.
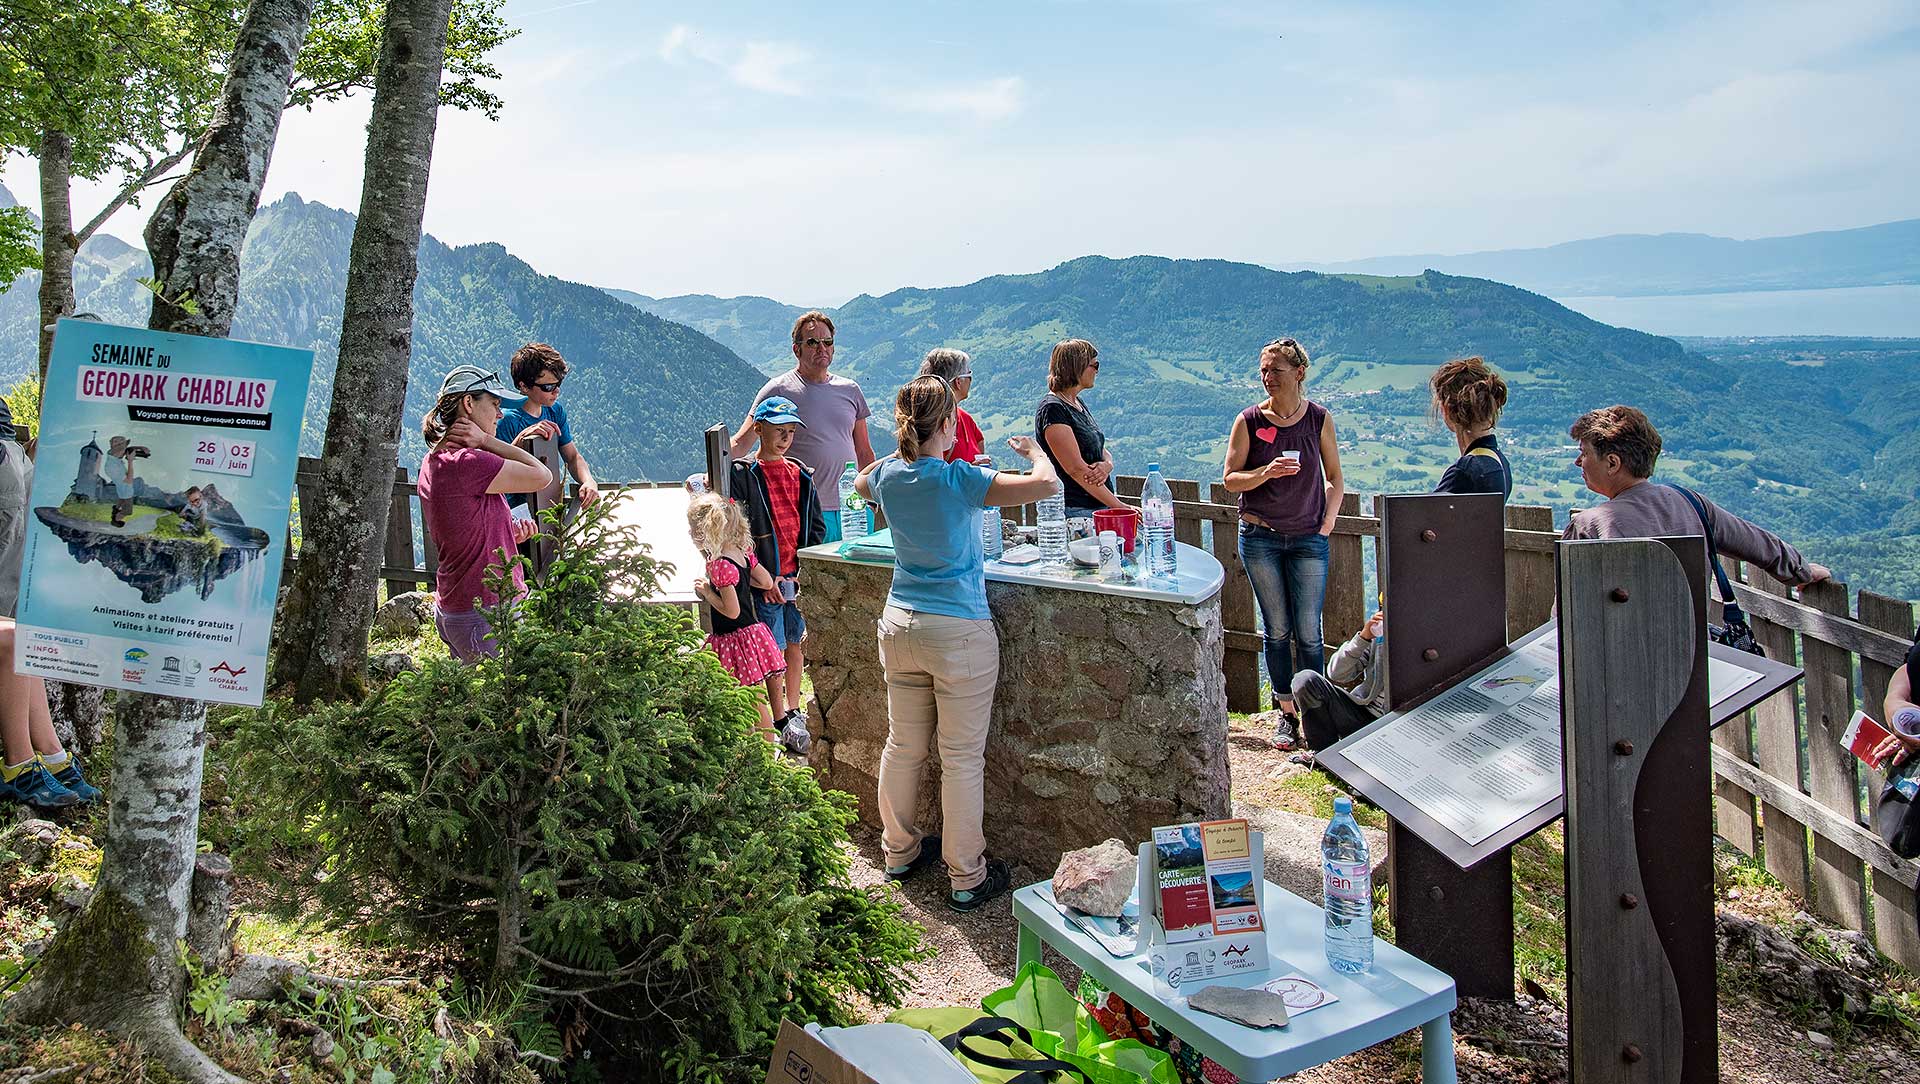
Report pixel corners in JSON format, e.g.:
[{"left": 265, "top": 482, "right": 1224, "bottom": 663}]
[{"left": 12, "top": 318, "right": 313, "bottom": 706}]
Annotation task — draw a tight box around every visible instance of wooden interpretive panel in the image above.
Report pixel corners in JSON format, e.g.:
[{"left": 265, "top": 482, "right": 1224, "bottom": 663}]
[{"left": 1559, "top": 536, "right": 1713, "bottom": 1084}]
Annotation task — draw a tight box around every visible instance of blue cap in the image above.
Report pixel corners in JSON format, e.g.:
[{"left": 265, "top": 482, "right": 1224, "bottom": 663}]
[
  {"left": 751, "top": 396, "right": 806, "bottom": 427},
  {"left": 1333, "top": 796, "right": 1352, "bottom": 814},
  {"left": 1147, "top": 462, "right": 1162, "bottom": 473}
]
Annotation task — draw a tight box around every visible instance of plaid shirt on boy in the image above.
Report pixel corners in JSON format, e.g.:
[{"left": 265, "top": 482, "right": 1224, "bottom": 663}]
[{"left": 760, "top": 458, "right": 803, "bottom": 576}]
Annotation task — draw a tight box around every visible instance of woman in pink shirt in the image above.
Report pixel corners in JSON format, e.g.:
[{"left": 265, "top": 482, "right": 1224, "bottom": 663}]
[{"left": 416, "top": 365, "right": 551, "bottom": 662}]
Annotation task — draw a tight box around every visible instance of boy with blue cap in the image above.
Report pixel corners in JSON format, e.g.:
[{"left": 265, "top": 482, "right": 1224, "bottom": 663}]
[{"left": 728, "top": 396, "right": 826, "bottom": 753}]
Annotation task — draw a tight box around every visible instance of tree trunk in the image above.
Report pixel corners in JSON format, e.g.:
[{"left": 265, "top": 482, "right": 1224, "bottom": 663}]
[
  {"left": 274, "top": 0, "right": 456, "bottom": 704},
  {"left": 45, "top": 681, "right": 106, "bottom": 760},
  {"left": 36, "top": 129, "right": 77, "bottom": 390},
  {"left": 6, "top": 5, "right": 315, "bottom": 1080}
]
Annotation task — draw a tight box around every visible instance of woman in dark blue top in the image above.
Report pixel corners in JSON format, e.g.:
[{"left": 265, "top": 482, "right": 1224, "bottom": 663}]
[{"left": 1429, "top": 356, "right": 1512, "bottom": 500}]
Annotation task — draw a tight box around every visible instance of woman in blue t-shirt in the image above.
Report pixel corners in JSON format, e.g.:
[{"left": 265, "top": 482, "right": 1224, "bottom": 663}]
[{"left": 853, "top": 375, "right": 1060, "bottom": 913}]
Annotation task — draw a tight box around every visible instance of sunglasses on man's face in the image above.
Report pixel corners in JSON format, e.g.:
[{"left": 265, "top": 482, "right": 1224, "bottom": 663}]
[
  {"left": 803, "top": 337, "right": 835, "bottom": 349},
  {"left": 531, "top": 380, "right": 562, "bottom": 393}
]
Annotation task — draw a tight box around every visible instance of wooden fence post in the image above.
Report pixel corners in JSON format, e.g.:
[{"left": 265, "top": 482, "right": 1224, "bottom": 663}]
[
  {"left": 1711, "top": 558, "right": 1760, "bottom": 858},
  {"left": 1560, "top": 535, "right": 1713, "bottom": 1084},
  {"left": 1209, "top": 483, "right": 1261, "bottom": 713},
  {"left": 1503, "top": 505, "right": 1555, "bottom": 637},
  {"left": 705, "top": 424, "right": 730, "bottom": 499},
  {"left": 1858, "top": 592, "right": 1920, "bottom": 967},
  {"left": 1323, "top": 493, "right": 1364, "bottom": 649},
  {"left": 1801, "top": 579, "right": 1867, "bottom": 930},
  {"left": 1749, "top": 571, "right": 1812, "bottom": 898},
  {"left": 382, "top": 465, "right": 415, "bottom": 599}
]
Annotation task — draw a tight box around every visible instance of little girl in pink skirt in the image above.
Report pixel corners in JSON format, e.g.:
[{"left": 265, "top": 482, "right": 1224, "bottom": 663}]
[{"left": 688, "top": 493, "right": 786, "bottom": 740}]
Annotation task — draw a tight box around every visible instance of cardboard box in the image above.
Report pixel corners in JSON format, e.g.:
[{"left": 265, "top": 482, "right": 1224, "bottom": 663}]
[{"left": 765, "top": 1019, "right": 881, "bottom": 1084}]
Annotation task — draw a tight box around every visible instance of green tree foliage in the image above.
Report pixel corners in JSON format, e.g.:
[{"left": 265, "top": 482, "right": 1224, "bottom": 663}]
[
  {"left": 0, "top": 206, "right": 40, "bottom": 292},
  {"left": 232, "top": 500, "right": 928, "bottom": 1080}
]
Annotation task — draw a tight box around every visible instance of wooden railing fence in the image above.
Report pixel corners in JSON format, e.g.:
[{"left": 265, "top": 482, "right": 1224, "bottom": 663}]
[{"left": 304, "top": 461, "right": 1918, "bottom": 964}]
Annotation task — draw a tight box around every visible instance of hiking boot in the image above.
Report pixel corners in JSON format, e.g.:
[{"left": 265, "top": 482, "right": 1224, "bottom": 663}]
[
  {"left": 780, "top": 709, "right": 811, "bottom": 755},
  {"left": 0, "top": 762, "right": 80, "bottom": 809},
  {"left": 49, "top": 759, "right": 101, "bottom": 803},
  {"left": 885, "top": 835, "right": 942, "bottom": 883},
  {"left": 1272, "top": 710, "right": 1301, "bottom": 751},
  {"left": 949, "top": 858, "right": 1012, "bottom": 913}
]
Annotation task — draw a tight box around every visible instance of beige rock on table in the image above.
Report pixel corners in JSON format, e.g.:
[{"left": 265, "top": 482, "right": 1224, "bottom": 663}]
[{"left": 1051, "top": 838, "right": 1137, "bottom": 916}]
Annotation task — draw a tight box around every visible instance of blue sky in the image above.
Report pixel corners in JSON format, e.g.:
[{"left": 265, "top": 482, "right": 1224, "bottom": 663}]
[{"left": 7, "top": 0, "right": 1918, "bottom": 304}]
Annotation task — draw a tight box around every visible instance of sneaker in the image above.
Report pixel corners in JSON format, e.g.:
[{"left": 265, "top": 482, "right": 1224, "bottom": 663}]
[
  {"left": 49, "top": 759, "right": 101, "bottom": 803},
  {"left": 949, "top": 858, "right": 1012, "bottom": 913},
  {"left": 0, "top": 762, "right": 80, "bottom": 809},
  {"left": 1272, "top": 711, "right": 1301, "bottom": 752},
  {"left": 884, "top": 835, "right": 943, "bottom": 882},
  {"left": 780, "top": 710, "right": 811, "bottom": 755}
]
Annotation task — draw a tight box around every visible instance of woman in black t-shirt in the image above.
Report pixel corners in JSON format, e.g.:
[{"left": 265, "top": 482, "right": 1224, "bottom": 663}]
[
  {"left": 1035, "top": 338, "right": 1127, "bottom": 513},
  {"left": 1429, "top": 356, "right": 1513, "bottom": 500}
]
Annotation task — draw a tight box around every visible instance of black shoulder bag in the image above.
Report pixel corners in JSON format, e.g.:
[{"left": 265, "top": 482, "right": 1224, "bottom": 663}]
[
  {"left": 939, "top": 1016, "right": 1093, "bottom": 1084},
  {"left": 1666, "top": 484, "right": 1764, "bottom": 657}
]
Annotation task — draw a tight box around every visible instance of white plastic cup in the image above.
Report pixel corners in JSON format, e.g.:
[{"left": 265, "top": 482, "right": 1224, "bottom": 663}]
[{"left": 1281, "top": 450, "right": 1302, "bottom": 464}]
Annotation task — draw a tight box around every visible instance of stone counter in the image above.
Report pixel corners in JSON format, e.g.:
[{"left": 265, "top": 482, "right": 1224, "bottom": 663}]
[{"left": 798, "top": 543, "right": 1230, "bottom": 873}]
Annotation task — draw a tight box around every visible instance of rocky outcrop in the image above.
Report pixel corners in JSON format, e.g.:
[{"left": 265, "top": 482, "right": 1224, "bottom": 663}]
[
  {"left": 798, "top": 555, "right": 1230, "bottom": 873},
  {"left": 34, "top": 507, "right": 268, "bottom": 603}
]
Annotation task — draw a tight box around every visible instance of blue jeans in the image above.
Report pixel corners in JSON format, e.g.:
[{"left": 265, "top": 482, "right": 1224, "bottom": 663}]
[{"left": 1238, "top": 524, "right": 1329, "bottom": 707}]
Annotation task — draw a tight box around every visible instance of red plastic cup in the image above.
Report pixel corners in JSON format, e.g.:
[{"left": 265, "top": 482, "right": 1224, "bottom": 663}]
[{"left": 1094, "top": 507, "right": 1141, "bottom": 553}]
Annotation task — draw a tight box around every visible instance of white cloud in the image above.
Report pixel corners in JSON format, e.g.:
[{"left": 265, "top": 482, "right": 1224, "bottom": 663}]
[
  {"left": 888, "top": 76, "right": 1026, "bottom": 121},
  {"left": 659, "top": 23, "right": 812, "bottom": 97}
]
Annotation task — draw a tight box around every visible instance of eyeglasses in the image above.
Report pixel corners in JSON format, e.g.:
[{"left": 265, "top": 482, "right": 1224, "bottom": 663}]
[
  {"left": 803, "top": 337, "right": 835, "bottom": 349},
  {"left": 1088, "top": 360, "right": 1100, "bottom": 370},
  {"left": 956, "top": 372, "right": 973, "bottom": 380},
  {"left": 531, "top": 380, "right": 562, "bottom": 392}
]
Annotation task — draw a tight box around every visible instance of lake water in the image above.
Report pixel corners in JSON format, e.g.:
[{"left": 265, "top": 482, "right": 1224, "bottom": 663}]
[{"left": 1557, "top": 284, "right": 1920, "bottom": 338}]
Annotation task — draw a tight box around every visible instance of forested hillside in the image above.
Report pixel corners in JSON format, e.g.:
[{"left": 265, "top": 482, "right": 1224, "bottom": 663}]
[
  {"left": 0, "top": 191, "right": 765, "bottom": 480},
  {"left": 619, "top": 258, "right": 1920, "bottom": 598}
]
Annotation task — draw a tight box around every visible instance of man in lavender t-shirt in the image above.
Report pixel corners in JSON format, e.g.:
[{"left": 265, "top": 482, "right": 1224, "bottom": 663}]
[{"left": 730, "top": 311, "right": 874, "bottom": 522}]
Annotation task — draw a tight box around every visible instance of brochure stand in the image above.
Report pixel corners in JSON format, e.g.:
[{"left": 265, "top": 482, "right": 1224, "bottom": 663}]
[{"left": 1139, "top": 827, "right": 1269, "bottom": 995}]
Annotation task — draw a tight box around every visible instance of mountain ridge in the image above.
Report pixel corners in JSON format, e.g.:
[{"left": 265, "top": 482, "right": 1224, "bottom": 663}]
[{"left": 0, "top": 188, "right": 767, "bottom": 480}]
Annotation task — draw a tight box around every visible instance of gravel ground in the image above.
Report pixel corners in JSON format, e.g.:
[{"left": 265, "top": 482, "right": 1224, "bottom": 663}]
[{"left": 840, "top": 711, "right": 1920, "bottom": 1082}]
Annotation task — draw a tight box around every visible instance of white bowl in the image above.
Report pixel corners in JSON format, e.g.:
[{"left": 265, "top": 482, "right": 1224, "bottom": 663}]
[{"left": 1068, "top": 538, "right": 1103, "bottom": 566}]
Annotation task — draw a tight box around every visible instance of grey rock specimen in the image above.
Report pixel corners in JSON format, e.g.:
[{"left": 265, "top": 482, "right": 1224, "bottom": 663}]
[
  {"left": 370, "top": 651, "right": 417, "bottom": 678},
  {"left": 1188, "top": 985, "right": 1290, "bottom": 1029},
  {"left": 374, "top": 591, "right": 434, "bottom": 638},
  {"left": 2, "top": 818, "right": 59, "bottom": 868},
  {"left": 1052, "top": 838, "right": 1137, "bottom": 916}
]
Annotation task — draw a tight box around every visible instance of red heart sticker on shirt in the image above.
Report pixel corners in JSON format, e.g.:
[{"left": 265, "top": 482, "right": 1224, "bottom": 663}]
[{"left": 1255, "top": 426, "right": 1278, "bottom": 443}]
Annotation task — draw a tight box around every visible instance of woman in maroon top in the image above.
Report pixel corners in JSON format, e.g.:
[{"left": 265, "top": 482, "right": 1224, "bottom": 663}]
[
  {"left": 1220, "top": 338, "right": 1345, "bottom": 748},
  {"left": 417, "top": 365, "right": 551, "bottom": 663}
]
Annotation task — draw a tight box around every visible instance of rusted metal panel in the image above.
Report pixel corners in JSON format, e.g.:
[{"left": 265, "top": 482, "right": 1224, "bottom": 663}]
[{"left": 1377, "top": 491, "right": 1513, "bottom": 1000}]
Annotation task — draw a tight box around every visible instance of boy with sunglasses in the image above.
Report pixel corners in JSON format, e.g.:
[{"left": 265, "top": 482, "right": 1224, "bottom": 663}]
[{"left": 496, "top": 342, "right": 602, "bottom": 509}]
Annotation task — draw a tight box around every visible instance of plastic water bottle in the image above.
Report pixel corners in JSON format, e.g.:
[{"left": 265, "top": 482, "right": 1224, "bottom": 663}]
[
  {"left": 1144, "top": 914, "right": 1178, "bottom": 1001},
  {"left": 838, "top": 461, "right": 868, "bottom": 542},
  {"left": 1036, "top": 480, "right": 1069, "bottom": 566},
  {"left": 1322, "top": 796, "right": 1374, "bottom": 974},
  {"left": 975, "top": 455, "right": 1003, "bottom": 560},
  {"left": 1142, "top": 463, "right": 1178, "bottom": 580}
]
